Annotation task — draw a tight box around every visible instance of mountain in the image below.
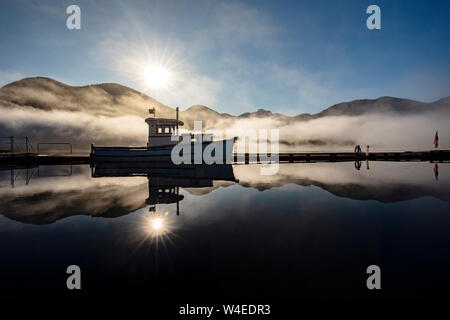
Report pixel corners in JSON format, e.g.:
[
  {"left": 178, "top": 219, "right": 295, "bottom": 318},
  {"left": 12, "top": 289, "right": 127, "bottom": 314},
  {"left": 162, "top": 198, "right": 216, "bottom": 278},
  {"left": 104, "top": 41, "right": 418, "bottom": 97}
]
[
  {"left": 2, "top": 77, "right": 448, "bottom": 121},
  {"left": 315, "top": 96, "right": 450, "bottom": 118},
  {"left": 180, "top": 104, "right": 233, "bottom": 128},
  {"left": 0, "top": 77, "right": 172, "bottom": 117},
  {"left": 0, "top": 77, "right": 449, "bottom": 151}
]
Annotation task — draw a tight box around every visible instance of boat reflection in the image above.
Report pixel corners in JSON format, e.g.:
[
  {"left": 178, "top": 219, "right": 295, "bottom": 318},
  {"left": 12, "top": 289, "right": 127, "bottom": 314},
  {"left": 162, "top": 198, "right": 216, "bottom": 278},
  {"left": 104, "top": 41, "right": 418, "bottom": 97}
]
[
  {"left": 91, "top": 162, "right": 237, "bottom": 244},
  {"left": 91, "top": 162, "right": 238, "bottom": 216}
]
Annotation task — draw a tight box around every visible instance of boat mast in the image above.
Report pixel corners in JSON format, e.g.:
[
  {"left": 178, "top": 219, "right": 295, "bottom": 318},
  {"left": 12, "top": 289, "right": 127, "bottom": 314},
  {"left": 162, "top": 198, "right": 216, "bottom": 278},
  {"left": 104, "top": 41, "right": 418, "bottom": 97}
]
[{"left": 176, "top": 107, "right": 179, "bottom": 135}]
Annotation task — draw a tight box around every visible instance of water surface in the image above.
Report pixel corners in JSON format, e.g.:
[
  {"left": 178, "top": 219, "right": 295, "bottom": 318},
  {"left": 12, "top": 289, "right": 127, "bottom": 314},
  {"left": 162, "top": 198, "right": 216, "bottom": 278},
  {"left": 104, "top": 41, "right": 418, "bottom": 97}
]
[{"left": 0, "top": 161, "right": 449, "bottom": 307}]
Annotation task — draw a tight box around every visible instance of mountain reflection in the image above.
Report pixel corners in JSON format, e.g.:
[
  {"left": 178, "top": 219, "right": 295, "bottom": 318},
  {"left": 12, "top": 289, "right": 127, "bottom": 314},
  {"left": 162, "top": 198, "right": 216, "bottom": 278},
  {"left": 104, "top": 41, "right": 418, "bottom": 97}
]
[
  {"left": 0, "top": 161, "right": 448, "bottom": 225},
  {"left": 234, "top": 162, "right": 450, "bottom": 203}
]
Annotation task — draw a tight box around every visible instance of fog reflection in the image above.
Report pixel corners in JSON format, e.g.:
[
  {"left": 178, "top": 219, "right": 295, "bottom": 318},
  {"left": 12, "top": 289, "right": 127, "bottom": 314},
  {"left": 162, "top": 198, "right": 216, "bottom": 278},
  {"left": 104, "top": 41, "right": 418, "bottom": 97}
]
[{"left": 0, "top": 162, "right": 449, "bottom": 226}]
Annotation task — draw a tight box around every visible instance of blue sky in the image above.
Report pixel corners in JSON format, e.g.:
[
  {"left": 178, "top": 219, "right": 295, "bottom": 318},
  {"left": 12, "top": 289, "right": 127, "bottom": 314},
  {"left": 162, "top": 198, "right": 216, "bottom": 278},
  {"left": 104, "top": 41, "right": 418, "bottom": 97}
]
[{"left": 0, "top": 0, "right": 449, "bottom": 115}]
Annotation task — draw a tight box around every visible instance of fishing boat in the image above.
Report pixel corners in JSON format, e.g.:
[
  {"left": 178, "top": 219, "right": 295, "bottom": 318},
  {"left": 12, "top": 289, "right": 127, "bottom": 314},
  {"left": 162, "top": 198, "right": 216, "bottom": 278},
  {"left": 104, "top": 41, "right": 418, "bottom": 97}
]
[{"left": 91, "top": 107, "right": 236, "bottom": 163}]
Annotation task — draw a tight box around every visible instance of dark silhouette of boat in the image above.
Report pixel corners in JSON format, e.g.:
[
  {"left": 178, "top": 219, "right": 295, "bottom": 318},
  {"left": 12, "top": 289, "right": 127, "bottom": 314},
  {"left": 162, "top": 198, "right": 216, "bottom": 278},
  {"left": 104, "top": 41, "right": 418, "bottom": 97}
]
[{"left": 91, "top": 108, "right": 236, "bottom": 163}]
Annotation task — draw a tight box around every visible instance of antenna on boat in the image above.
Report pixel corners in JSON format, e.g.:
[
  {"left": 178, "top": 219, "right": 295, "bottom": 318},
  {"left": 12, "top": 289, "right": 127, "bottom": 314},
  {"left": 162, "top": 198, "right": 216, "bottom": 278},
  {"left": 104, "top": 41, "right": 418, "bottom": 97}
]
[
  {"left": 176, "top": 107, "right": 179, "bottom": 135},
  {"left": 149, "top": 107, "right": 156, "bottom": 118}
]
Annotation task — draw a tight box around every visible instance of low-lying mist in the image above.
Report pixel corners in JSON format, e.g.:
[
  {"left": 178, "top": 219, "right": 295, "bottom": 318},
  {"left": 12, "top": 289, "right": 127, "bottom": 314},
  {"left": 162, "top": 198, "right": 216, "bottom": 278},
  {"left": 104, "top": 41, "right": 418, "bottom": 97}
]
[
  {"left": 0, "top": 106, "right": 147, "bottom": 152},
  {"left": 207, "top": 110, "right": 450, "bottom": 152},
  {"left": 1, "top": 105, "right": 449, "bottom": 153},
  {"left": 1, "top": 77, "right": 449, "bottom": 152}
]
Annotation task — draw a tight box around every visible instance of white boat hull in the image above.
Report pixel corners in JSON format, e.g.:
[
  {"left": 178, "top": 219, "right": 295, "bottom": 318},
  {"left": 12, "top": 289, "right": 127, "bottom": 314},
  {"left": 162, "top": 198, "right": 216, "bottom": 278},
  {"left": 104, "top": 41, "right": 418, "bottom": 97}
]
[{"left": 91, "top": 138, "right": 236, "bottom": 164}]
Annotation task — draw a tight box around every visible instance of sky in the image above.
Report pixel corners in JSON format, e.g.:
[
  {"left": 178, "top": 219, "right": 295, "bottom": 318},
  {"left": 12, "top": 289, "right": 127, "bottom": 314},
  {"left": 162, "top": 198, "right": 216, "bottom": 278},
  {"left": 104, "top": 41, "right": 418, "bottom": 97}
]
[{"left": 0, "top": 0, "right": 449, "bottom": 115}]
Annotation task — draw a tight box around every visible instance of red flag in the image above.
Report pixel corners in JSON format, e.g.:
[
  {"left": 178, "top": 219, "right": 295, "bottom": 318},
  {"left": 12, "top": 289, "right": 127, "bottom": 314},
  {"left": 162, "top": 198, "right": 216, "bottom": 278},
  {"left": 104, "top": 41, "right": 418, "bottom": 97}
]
[{"left": 434, "top": 131, "right": 439, "bottom": 149}]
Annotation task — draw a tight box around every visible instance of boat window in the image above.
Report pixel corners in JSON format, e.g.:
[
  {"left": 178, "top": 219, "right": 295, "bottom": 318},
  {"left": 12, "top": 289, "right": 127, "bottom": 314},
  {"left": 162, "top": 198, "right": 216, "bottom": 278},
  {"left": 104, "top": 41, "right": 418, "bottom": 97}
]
[
  {"left": 164, "top": 126, "right": 170, "bottom": 134},
  {"left": 157, "top": 126, "right": 162, "bottom": 134}
]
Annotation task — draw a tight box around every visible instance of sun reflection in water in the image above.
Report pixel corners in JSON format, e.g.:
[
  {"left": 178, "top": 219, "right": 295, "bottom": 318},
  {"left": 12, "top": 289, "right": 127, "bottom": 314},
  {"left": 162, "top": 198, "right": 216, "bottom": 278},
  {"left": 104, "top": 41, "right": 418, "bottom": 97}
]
[
  {"left": 151, "top": 218, "right": 163, "bottom": 230},
  {"left": 138, "top": 209, "right": 178, "bottom": 252},
  {"left": 145, "top": 216, "right": 168, "bottom": 236}
]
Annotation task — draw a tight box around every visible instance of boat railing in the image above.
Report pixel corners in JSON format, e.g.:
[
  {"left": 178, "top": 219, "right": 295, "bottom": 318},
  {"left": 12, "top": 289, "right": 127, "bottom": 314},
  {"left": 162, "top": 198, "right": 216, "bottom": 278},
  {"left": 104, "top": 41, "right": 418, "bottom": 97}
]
[
  {"left": 91, "top": 144, "right": 147, "bottom": 151},
  {"left": 92, "top": 146, "right": 149, "bottom": 150},
  {"left": 90, "top": 144, "right": 149, "bottom": 156}
]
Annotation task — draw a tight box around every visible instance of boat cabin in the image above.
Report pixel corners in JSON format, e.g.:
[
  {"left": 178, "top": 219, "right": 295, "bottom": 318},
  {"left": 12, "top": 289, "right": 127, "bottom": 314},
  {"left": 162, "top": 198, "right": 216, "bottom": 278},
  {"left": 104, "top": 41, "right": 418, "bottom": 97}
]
[
  {"left": 145, "top": 107, "right": 213, "bottom": 147},
  {"left": 145, "top": 107, "right": 184, "bottom": 147},
  {"left": 145, "top": 117, "right": 184, "bottom": 147}
]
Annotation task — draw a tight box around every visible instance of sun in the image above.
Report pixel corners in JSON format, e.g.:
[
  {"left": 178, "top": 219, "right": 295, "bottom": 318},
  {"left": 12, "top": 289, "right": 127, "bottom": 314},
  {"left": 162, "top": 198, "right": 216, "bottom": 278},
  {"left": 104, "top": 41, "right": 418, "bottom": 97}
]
[{"left": 143, "top": 64, "right": 170, "bottom": 89}]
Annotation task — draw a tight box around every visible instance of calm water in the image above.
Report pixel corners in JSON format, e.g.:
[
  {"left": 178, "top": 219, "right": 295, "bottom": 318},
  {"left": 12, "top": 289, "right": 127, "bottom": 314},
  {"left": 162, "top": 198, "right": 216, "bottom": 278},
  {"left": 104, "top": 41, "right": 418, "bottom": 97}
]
[{"left": 0, "top": 162, "right": 449, "bottom": 310}]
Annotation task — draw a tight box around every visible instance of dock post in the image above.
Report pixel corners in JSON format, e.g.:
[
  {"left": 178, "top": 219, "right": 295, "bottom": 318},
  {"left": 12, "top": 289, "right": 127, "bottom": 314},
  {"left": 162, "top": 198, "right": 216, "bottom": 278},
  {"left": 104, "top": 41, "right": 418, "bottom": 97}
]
[
  {"left": 176, "top": 186, "right": 180, "bottom": 216},
  {"left": 10, "top": 136, "right": 14, "bottom": 157},
  {"left": 26, "top": 166, "right": 30, "bottom": 185}
]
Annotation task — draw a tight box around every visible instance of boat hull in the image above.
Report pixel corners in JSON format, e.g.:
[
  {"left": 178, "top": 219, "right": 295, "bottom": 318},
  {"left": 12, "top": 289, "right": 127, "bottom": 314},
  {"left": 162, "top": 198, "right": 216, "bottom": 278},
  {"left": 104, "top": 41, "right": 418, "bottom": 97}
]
[
  {"left": 91, "top": 138, "right": 235, "bottom": 164},
  {"left": 91, "top": 162, "right": 237, "bottom": 182}
]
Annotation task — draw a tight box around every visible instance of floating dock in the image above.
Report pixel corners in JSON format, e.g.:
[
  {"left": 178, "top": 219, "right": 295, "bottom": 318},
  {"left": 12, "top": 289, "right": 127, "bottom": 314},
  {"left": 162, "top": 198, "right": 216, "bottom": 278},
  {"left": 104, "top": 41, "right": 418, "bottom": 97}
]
[
  {"left": 0, "top": 153, "right": 91, "bottom": 165},
  {"left": 1, "top": 150, "right": 449, "bottom": 165},
  {"left": 234, "top": 150, "right": 450, "bottom": 163}
]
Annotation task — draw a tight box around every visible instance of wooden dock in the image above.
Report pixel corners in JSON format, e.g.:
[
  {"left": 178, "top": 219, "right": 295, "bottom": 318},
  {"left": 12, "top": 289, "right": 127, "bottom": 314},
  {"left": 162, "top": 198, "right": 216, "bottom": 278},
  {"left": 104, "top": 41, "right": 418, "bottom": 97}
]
[
  {"left": 0, "top": 153, "right": 91, "bottom": 165},
  {"left": 1, "top": 150, "right": 449, "bottom": 165},
  {"left": 233, "top": 150, "right": 450, "bottom": 163}
]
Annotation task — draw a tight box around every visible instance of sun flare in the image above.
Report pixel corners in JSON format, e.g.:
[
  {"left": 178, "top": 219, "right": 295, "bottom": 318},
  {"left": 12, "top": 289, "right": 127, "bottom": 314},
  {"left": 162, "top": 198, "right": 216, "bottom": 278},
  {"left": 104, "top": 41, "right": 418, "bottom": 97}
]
[
  {"left": 143, "top": 65, "right": 170, "bottom": 89},
  {"left": 142, "top": 214, "right": 175, "bottom": 239},
  {"left": 152, "top": 218, "right": 163, "bottom": 230}
]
